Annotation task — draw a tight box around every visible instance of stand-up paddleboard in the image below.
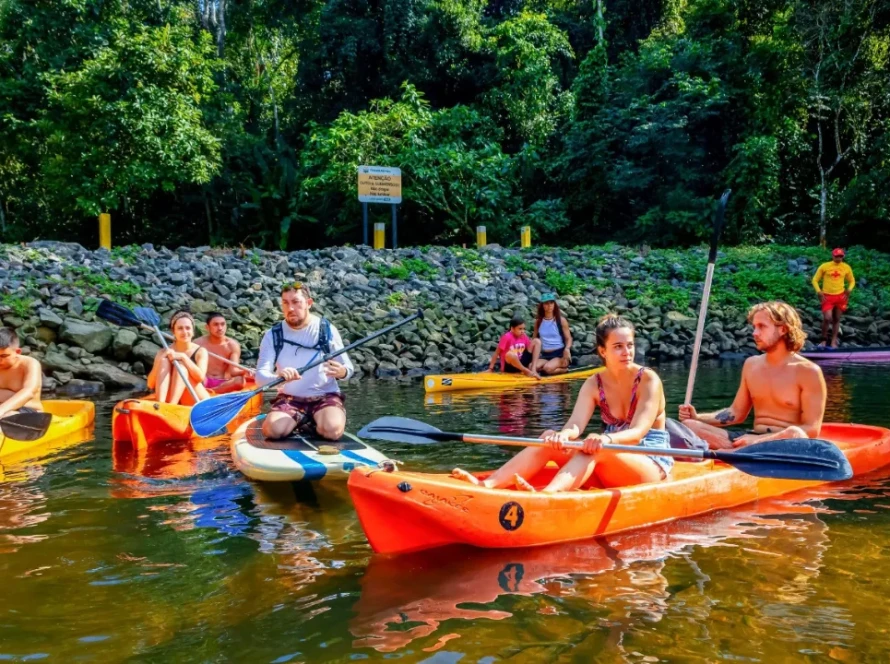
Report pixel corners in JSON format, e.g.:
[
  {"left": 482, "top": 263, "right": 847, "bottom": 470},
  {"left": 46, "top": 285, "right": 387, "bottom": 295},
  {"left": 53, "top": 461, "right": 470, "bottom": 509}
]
[
  {"left": 801, "top": 346, "right": 890, "bottom": 363},
  {"left": 230, "top": 415, "right": 389, "bottom": 482}
]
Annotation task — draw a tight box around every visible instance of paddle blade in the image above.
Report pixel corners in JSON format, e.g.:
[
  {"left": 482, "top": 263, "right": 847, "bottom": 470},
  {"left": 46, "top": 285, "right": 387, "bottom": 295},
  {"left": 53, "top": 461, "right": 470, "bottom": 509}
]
[
  {"left": 133, "top": 307, "right": 162, "bottom": 328},
  {"left": 715, "top": 438, "right": 853, "bottom": 481},
  {"left": 96, "top": 299, "right": 142, "bottom": 328},
  {"left": 0, "top": 412, "right": 53, "bottom": 441},
  {"left": 358, "top": 416, "right": 453, "bottom": 445},
  {"left": 190, "top": 389, "right": 260, "bottom": 437}
]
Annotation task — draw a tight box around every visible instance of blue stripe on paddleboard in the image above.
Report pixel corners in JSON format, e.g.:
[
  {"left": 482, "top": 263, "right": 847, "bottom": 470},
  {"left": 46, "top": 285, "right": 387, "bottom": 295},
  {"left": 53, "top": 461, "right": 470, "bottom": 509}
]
[
  {"left": 281, "top": 449, "right": 328, "bottom": 480},
  {"left": 341, "top": 449, "right": 379, "bottom": 467}
]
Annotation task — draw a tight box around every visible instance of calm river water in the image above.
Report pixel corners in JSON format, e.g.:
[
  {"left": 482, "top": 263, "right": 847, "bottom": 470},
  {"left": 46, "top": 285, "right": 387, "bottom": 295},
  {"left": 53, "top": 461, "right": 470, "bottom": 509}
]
[{"left": 2, "top": 361, "right": 890, "bottom": 663}]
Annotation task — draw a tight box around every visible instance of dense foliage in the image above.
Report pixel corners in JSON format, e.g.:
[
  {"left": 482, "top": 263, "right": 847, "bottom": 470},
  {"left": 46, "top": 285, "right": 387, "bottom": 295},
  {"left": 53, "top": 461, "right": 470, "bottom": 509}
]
[{"left": 1, "top": 0, "right": 888, "bottom": 249}]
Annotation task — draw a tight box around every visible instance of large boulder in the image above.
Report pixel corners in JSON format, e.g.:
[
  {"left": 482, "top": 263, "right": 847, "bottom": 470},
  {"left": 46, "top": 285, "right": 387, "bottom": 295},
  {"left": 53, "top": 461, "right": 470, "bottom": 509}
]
[
  {"left": 113, "top": 329, "right": 139, "bottom": 360},
  {"left": 79, "top": 362, "right": 146, "bottom": 389},
  {"left": 132, "top": 339, "right": 162, "bottom": 366},
  {"left": 38, "top": 308, "right": 63, "bottom": 329},
  {"left": 59, "top": 318, "right": 113, "bottom": 353},
  {"left": 42, "top": 349, "right": 84, "bottom": 375}
]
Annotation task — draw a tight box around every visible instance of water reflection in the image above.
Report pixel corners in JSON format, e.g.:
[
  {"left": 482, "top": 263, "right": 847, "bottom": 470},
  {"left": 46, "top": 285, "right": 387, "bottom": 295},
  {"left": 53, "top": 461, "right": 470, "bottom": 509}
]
[
  {"left": 350, "top": 497, "right": 839, "bottom": 658},
  {"left": 424, "top": 383, "right": 578, "bottom": 435}
]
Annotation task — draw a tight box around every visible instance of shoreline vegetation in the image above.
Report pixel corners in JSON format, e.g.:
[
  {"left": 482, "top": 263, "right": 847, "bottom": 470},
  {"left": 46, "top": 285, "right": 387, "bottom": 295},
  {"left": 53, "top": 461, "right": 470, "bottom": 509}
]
[{"left": 2, "top": 241, "right": 889, "bottom": 393}]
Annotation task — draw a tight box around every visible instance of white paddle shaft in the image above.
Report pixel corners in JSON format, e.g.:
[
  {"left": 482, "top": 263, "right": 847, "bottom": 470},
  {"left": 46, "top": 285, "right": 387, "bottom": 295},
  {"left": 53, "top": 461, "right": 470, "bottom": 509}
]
[{"left": 685, "top": 261, "right": 716, "bottom": 405}]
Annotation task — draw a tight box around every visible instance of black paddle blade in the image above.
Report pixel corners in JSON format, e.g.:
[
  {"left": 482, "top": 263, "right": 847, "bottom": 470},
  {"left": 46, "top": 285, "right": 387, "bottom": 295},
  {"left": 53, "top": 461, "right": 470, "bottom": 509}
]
[
  {"left": 190, "top": 389, "right": 261, "bottom": 437},
  {"left": 358, "top": 416, "right": 455, "bottom": 445},
  {"left": 133, "top": 307, "right": 162, "bottom": 328},
  {"left": 715, "top": 438, "right": 853, "bottom": 481},
  {"left": 0, "top": 412, "right": 54, "bottom": 441},
  {"left": 96, "top": 299, "right": 142, "bottom": 327}
]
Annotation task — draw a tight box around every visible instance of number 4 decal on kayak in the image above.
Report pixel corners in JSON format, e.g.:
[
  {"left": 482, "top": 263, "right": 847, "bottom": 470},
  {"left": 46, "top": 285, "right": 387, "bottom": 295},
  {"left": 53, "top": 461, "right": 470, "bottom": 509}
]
[{"left": 499, "top": 501, "right": 524, "bottom": 531}]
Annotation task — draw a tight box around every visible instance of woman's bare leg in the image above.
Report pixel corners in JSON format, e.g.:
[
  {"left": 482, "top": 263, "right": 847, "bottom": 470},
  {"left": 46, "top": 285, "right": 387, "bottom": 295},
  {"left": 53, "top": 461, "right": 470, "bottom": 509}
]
[
  {"left": 153, "top": 358, "right": 173, "bottom": 402},
  {"left": 541, "top": 452, "right": 597, "bottom": 492},
  {"left": 453, "top": 446, "right": 569, "bottom": 489},
  {"left": 593, "top": 449, "right": 665, "bottom": 486}
]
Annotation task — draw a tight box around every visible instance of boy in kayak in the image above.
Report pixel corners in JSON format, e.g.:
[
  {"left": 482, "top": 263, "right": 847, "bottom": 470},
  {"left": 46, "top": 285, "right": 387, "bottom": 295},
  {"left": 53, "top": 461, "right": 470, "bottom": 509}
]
[
  {"left": 256, "top": 283, "right": 354, "bottom": 441},
  {"left": 0, "top": 328, "right": 43, "bottom": 418},
  {"left": 679, "top": 301, "right": 826, "bottom": 450},
  {"left": 147, "top": 311, "right": 210, "bottom": 405},
  {"left": 485, "top": 316, "right": 540, "bottom": 379},
  {"left": 453, "top": 314, "right": 671, "bottom": 491},
  {"left": 533, "top": 293, "right": 573, "bottom": 375},
  {"left": 811, "top": 247, "right": 855, "bottom": 348},
  {"left": 195, "top": 312, "right": 250, "bottom": 394}
]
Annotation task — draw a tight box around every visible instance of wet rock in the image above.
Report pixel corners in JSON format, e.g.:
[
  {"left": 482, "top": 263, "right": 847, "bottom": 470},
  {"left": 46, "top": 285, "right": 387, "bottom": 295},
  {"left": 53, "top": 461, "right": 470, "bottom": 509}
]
[
  {"left": 59, "top": 319, "right": 113, "bottom": 353},
  {"left": 113, "top": 329, "right": 139, "bottom": 360}
]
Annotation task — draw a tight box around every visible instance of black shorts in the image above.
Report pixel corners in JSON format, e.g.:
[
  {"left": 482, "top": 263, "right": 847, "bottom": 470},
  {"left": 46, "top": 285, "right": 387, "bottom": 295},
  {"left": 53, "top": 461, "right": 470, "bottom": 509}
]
[
  {"left": 727, "top": 429, "right": 758, "bottom": 442},
  {"left": 504, "top": 350, "right": 534, "bottom": 374},
  {"left": 540, "top": 348, "right": 565, "bottom": 361}
]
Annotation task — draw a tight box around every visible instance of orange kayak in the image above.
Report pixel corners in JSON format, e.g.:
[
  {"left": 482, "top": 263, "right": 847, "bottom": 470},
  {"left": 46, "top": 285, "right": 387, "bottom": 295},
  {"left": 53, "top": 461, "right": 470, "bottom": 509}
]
[
  {"left": 347, "top": 422, "right": 890, "bottom": 555},
  {"left": 112, "top": 389, "right": 263, "bottom": 448}
]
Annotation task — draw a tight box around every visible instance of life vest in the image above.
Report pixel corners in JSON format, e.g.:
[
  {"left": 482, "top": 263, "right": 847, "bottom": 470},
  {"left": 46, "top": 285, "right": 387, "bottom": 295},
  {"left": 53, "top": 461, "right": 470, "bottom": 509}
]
[{"left": 270, "top": 317, "right": 332, "bottom": 365}]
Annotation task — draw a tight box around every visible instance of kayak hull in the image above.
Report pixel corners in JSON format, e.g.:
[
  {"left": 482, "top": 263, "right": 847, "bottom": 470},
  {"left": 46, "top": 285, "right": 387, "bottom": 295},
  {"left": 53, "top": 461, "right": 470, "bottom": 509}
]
[
  {"left": 424, "top": 366, "right": 603, "bottom": 393},
  {"left": 112, "top": 390, "right": 262, "bottom": 448},
  {"left": 231, "top": 415, "right": 388, "bottom": 482},
  {"left": 347, "top": 422, "right": 890, "bottom": 555},
  {"left": 0, "top": 400, "right": 96, "bottom": 461}
]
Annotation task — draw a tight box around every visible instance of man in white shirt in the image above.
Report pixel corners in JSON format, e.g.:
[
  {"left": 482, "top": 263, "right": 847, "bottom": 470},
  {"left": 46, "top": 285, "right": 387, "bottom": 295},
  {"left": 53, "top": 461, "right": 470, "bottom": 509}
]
[{"left": 255, "top": 283, "right": 354, "bottom": 441}]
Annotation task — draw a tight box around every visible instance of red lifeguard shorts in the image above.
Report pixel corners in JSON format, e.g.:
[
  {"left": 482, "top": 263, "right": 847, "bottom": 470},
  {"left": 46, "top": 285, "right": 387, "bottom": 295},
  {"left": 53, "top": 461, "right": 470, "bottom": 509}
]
[{"left": 821, "top": 293, "right": 848, "bottom": 313}]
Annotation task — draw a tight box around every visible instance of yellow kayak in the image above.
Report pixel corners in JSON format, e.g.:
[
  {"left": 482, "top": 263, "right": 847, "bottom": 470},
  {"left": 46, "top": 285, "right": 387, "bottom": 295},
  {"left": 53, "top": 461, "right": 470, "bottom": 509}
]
[
  {"left": 423, "top": 366, "right": 603, "bottom": 393},
  {"left": 0, "top": 400, "right": 96, "bottom": 462}
]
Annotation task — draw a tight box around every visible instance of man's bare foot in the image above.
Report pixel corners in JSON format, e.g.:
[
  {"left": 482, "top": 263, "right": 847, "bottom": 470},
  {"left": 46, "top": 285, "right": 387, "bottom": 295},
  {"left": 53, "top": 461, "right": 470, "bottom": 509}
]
[
  {"left": 514, "top": 474, "right": 536, "bottom": 492},
  {"left": 451, "top": 468, "right": 482, "bottom": 485}
]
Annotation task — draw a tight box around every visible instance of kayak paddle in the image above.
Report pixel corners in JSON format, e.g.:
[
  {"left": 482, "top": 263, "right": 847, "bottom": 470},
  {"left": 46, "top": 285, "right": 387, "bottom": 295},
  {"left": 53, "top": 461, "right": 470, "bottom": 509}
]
[
  {"left": 685, "top": 189, "right": 731, "bottom": 405},
  {"left": 189, "top": 310, "right": 425, "bottom": 437},
  {"left": 357, "top": 417, "right": 854, "bottom": 482},
  {"left": 97, "top": 299, "right": 256, "bottom": 374},
  {"left": 0, "top": 411, "right": 54, "bottom": 442},
  {"left": 132, "top": 307, "right": 202, "bottom": 404}
]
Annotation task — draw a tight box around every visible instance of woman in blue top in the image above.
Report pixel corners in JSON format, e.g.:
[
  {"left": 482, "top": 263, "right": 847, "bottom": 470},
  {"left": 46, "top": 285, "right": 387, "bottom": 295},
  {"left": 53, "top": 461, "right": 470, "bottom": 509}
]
[{"left": 533, "top": 293, "right": 573, "bottom": 375}]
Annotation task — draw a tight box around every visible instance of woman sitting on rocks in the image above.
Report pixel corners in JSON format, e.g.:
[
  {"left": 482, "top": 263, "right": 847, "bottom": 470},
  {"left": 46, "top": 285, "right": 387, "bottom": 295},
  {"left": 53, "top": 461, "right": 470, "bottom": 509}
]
[
  {"left": 533, "top": 293, "right": 573, "bottom": 375},
  {"left": 147, "top": 311, "right": 210, "bottom": 405},
  {"left": 452, "top": 314, "right": 672, "bottom": 492}
]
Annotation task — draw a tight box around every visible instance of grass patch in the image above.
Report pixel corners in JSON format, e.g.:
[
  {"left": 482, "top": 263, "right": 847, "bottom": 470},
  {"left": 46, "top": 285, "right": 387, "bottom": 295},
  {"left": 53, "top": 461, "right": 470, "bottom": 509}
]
[
  {"left": 110, "top": 245, "right": 142, "bottom": 265},
  {"left": 504, "top": 254, "right": 535, "bottom": 273},
  {"left": 544, "top": 268, "right": 584, "bottom": 296},
  {"left": 70, "top": 266, "right": 142, "bottom": 303},
  {"left": 1, "top": 294, "right": 32, "bottom": 318}
]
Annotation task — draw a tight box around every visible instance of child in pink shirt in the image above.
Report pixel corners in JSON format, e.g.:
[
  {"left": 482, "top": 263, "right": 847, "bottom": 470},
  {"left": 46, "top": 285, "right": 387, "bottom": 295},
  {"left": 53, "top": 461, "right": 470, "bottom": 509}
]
[{"left": 487, "top": 317, "right": 541, "bottom": 378}]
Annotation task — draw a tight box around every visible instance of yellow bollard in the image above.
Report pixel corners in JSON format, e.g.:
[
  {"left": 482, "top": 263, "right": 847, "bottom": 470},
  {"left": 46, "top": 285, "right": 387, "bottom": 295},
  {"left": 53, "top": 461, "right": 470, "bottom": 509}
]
[
  {"left": 374, "top": 222, "right": 385, "bottom": 249},
  {"left": 520, "top": 225, "right": 531, "bottom": 248},
  {"left": 476, "top": 225, "right": 487, "bottom": 248},
  {"left": 99, "top": 213, "right": 112, "bottom": 250}
]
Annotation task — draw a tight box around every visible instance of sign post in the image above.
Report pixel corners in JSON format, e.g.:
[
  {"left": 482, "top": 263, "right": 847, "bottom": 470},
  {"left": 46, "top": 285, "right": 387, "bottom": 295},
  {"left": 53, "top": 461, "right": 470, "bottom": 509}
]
[{"left": 358, "top": 166, "right": 402, "bottom": 249}]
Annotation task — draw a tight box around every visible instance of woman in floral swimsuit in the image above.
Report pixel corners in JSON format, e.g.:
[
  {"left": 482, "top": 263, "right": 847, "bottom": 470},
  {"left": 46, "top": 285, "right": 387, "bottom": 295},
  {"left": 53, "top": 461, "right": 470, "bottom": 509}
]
[{"left": 452, "top": 314, "right": 672, "bottom": 492}]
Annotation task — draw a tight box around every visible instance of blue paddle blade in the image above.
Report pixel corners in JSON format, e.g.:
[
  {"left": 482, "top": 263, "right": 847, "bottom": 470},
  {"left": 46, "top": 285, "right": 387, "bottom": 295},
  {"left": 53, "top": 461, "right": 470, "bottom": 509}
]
[
  {"left": 190, "top": 389, "right": 261, "bottom": 437},
  {"left": 358, "top": 416, "right": 453, "bottom": 445},
  {"left": 133, "top": 307, "right": 161, "bottom": 327},
  {"left": 96, "top": 300, "right": 142, "bottom": 327},
  {"left": 715, "top": 438, "right": 853, "bottom": 481}
]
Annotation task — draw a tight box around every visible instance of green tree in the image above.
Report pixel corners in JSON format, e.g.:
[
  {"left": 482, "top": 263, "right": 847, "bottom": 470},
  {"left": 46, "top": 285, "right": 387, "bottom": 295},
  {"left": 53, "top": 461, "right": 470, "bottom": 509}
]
[{"left": 40, "top": 22, "right": 222, "bottom": 218}]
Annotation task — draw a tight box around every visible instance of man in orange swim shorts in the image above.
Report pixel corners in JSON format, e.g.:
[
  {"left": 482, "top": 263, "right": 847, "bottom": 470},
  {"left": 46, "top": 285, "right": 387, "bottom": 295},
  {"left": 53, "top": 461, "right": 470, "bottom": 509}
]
[{"left": 811, "top": 248, "right": 855, "bottom": 349}]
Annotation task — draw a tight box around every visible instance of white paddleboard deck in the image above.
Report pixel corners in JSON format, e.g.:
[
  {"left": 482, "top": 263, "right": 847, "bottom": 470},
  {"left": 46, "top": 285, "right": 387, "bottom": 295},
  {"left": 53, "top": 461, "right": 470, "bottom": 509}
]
[{"left": 231, "top": 415, "right": 389, "bottom": 482}]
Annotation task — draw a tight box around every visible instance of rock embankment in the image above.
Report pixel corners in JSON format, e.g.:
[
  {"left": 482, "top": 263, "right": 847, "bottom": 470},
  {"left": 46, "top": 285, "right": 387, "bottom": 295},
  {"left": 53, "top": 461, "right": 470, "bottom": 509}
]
[{"left": 1, "top": 242, "right": 886, "bottom": 393}]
